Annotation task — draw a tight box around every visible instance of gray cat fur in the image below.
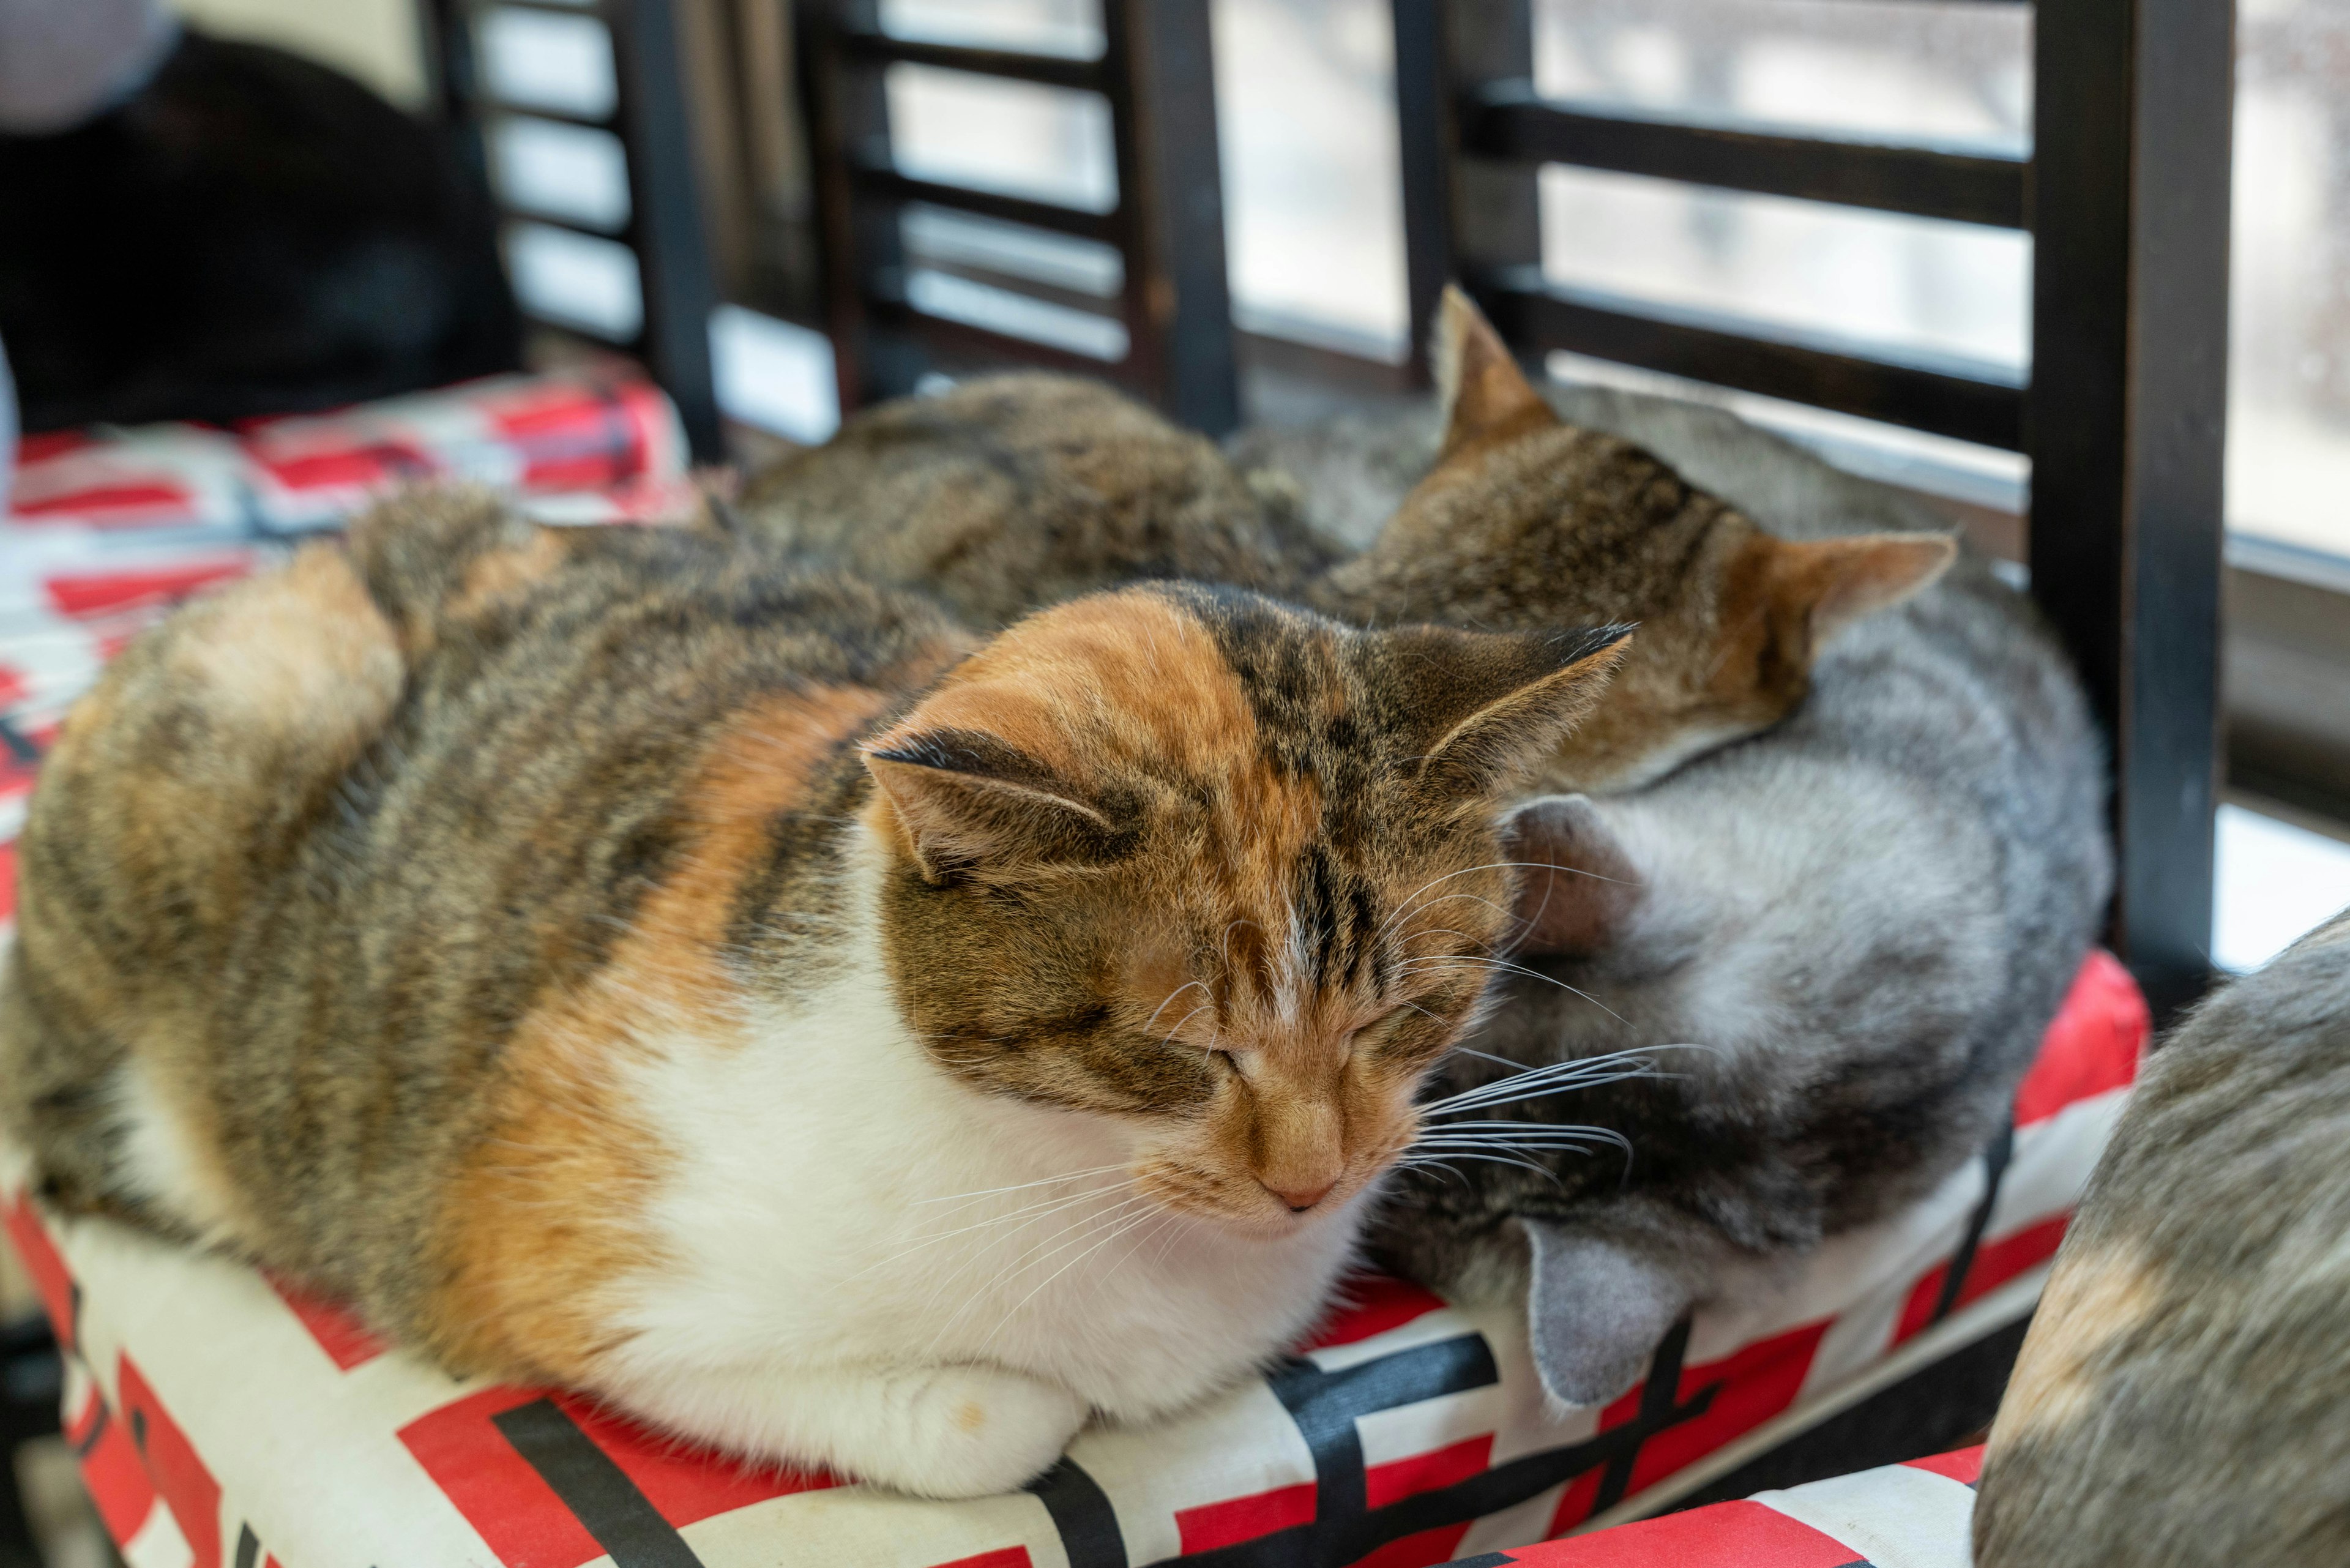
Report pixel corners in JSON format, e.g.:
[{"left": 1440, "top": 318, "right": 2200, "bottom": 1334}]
[
  {"left": 1974, "top": 908, "right": 2350, "bottom": 1568},
  {"left": 1239, "top": 384, "right": 2112, "bottom": 1408}
]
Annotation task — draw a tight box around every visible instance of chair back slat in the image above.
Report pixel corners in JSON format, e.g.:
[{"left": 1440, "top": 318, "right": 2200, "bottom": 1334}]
[
  {"left": 423, "top": 0, "right": 726, "bottom": 460},
  {"left": 799, "top": 0, "right": 1239, "bottom": 435},
  {"left": 1393, "top": 0, "right": 2231, "bottom": 1016}
]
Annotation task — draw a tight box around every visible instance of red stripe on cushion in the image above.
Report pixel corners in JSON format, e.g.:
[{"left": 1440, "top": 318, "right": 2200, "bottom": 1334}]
[
  {"left": 1176, "top": 1480, "right": 1316, "bottom": 1553},
  {"left": 551, "top": 1389, "right": 834, "bottom": 1530},
  {"left": 118, "top": 1354, "right": 223, "bottom": 1568},
  {"left": 1366, "top": 1434, "right": 1494, "bottom": 1510},
  {"left": 74, "top": 1394, "right": 160, "bottom": 1550},
  {"left": 929, "top": 1551, "right": 1032, "bottom": 1568},
  {"left": 3, "top": 1197, "right": 78, "bottom": 1350},
  {"left": 399, "top": 1387, "right": 608, "bottom": 1568},
  {"left": 1504, "top": 1498, "right": 1863, "bottom": 1566},
  {"left": 1352, "top": 1521, "right": 1476, "bottom": 1568},
  {"left": 1905, "top": 1446, "right": 1985, "bottom": 1484},
  {"left": 11, "top": 483, "right": 193, "bottom": 519},
  {"left": 45, "top": 561, "right": 249, "bottom": 620},
  {"left": 1304, "top": 1274, "right": 1449, "bottom": 1349},
  {"left": 264, "top": 1277, "right": 385, "bottom": 1371},
  {"left": 1894, "top": 1214, "right": 2071, "bottom": 1344},
  {"left": 2014, "top": 950, "right": 2148, "bottom": 1127},
  {"left": 1592, "top": 1320, "right": 1835, "bottom": 1523}
]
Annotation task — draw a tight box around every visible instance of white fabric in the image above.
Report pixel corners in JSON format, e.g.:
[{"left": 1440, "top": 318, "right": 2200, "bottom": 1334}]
[{"left": 1755, "top": 1465, "right": 1978, "bottom": 1568}]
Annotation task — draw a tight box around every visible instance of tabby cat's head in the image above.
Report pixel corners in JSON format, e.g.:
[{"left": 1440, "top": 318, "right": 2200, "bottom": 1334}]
[
  {"left": 1316, "top": 288, "right": 1954, "bottom": 792},
  {"left": 860, "top": 584, "right": 1628, "bottom": 1236}
]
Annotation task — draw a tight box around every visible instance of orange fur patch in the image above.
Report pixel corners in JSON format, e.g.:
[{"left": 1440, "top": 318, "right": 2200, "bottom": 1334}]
[
  {"left": 427, "top": 682, "right": 900, "bottom": 1382},
  {"left": 1990, "top": 1242, "right": 2165, "bottom": 1446},
  {"left": 176, "top": 543, "right": 403, "bottom": 749},
  {"left": 446, "top": 526, "right": 574, "bottom": 624},
  {"left": 896, "top": 592, "right": 1260, "bottom": 778}
]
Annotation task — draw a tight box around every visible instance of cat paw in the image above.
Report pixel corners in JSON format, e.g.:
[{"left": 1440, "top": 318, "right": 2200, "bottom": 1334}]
[{"left": 852, "top": 1366, "right": 1087, "bottom": 1499}]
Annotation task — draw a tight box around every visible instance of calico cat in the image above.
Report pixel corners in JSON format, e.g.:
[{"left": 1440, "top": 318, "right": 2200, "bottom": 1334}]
[
  {"left": 742, "top": 293, "right": 1952, "bottom": 794},
  {"left": 1272, "top": 376, "right": 2108, "bottom": 1408},
  {"left": 737, "top": 370, "right": 1337, "bottom": 630},
  {"left": 0, "top": 30, "right": 520, "bottom": 432},
  {"left": 1975, "top": 909, "right": 2350, "bottom": 1568},
  {"left": 0, "top": 491, "right": 1630, "bottom": 1497}
]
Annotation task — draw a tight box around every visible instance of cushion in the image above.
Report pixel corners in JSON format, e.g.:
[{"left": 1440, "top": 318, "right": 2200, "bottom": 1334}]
[
  {"left": 2, "top": 958, "right": 2141, "bottom": 1567},
  {"left": 1436, "top": 1446, "right": 1984, "bottom": 1567}
]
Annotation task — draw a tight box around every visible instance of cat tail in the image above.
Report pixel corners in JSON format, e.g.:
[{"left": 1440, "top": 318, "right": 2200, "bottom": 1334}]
[{"left": 345, "top": 487, "right": 573, "bottom": 655}]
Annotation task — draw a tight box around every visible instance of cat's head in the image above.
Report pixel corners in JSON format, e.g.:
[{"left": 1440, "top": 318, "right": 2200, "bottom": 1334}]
[
  {"left": 859, "top": 584, "right": 1629, "bottom": 1236},
  {"left": 1322, "top": 288, "right": 1955, "bottom": 792}
]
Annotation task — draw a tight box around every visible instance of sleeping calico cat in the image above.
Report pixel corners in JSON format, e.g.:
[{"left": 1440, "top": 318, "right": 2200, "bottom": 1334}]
[{"left": 0, "top": 494, "right": 1627, "bottom": 1497}]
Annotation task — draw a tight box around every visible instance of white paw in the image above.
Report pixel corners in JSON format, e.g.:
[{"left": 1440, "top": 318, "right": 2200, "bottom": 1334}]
[{"left": 853, "top": 1365, "right": 1087, "bottom": 1499}]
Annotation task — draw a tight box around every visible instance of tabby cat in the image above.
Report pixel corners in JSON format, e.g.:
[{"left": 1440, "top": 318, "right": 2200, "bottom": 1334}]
[
  {"left": 0, "top": 493, "right": 1629, "bottom": 1497},
  {"left": 1326, "top": 381, "right": 2108, "bottom": 1407},
  {"left": 738, "top": 370, "right": 1335, "bottom": 629},
  {"left": 1975, "top": 909, "right": 2350, "bottom": 1568},
  {"left": 740, "top": 290, "right": 1953, "bottom": 794}
]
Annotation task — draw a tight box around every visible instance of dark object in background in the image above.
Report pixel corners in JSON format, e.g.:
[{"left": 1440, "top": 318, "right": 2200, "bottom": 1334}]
[{"left": 0, "top": 30, "right": 521, "bottom": 433}]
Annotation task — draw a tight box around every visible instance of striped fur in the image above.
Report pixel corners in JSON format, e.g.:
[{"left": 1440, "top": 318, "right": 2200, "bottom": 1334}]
[{"left": 0, "top": 491, "right": 1626, "bottom": 1495}]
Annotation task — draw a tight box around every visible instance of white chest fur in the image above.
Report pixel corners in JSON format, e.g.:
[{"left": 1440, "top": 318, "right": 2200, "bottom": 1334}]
[{"left": 594, "top": 851, "right": 1368, "bottom": 1496}]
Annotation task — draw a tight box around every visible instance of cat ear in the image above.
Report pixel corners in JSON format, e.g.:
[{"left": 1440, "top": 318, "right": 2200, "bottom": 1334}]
[
  {"left": 1522, "top": 1220, "right": 1695, "bottom": 1408},
  {"left": 1386, "top": 623, "right": 1634, "bottom": 799},
  {"left": 1504, "top": 796, "right": 1641, "bottom": 955},
  {"left": 1767, "top": 532, "right": 1956, "bottom": 649},
  {"left": 862, "top": 729, "right": 1128, "bottom": 883},
  {"left": 1434, "top": 285, "right": 1559, "bottom": 459}
]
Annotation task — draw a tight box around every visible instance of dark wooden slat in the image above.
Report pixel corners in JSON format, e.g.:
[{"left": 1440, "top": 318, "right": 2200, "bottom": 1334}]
[
  {"left": 1390, "top": 0, "right": 1539, "bottom": 386},
  {"left": 835, "top": 28, "right": 1104, "bottom": 92},
  {"left": 2029, "top": 0, "right": 2232, "bottom": 1021},
  {"left": 1479, "top": 271, "right": 2025, "bottom": 451},
  {"left": 608, "top": 0, "right": 723, "bottom": 460},
  {"left": 800, "top": 2, "right": 926, "bottom": 403},
  {"left": 1103, "top": 0, "right": 1238, "bottom": 434},
  {"left": 1464, "top": 86, "right": 2027, "bottom": 229},
  {"left": 850, "top": 166, "right": 1118, "bottom": 241}
]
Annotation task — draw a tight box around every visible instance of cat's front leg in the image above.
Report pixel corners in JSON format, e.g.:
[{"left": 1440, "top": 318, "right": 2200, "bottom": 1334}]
[{"left": 607, "top": 1357, "right": 1089, "bottom": 1499}]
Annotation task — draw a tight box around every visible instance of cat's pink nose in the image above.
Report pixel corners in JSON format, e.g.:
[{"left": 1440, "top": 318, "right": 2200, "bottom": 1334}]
[{"left": 1266, "top": 1178, "right": 1337, "bottom": 1213}]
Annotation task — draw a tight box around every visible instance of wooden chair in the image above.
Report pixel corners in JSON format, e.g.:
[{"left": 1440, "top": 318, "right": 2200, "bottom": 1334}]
[
  {"left": 419, "top": 0, "right": 727, "bottom": 460},
  {"left": 1390, "top": 0, "right": 2232, "bottom": 1025},
  {"left": 794, "top": 0, "right": 1240, "bottom": 435}
]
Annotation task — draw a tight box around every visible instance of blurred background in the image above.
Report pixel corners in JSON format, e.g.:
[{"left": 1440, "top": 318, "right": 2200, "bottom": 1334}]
[
  {"left": 144, "top": 0, "right": 2348, "bottom": 972},
  {"left": 161, "top": 0, "right": 2342, "bottom": 562}
]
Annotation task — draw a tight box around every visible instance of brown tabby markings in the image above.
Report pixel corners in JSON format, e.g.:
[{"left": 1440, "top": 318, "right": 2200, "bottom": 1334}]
[
  {"left": 739, "top": 371, "right": 1336, "bottom": 631},
  {"left": 1991, "top": 1240, "right": 2162, "bottom": 1441},
  {"left": 3, "top": 487, "right": 1630, "bottom": 1425},
  {"left": 1302, "top": 289, "right": 1956, "bottom": 791},
  {"left": 436, "top": 682, "right": 911, "bottom": 1381}
]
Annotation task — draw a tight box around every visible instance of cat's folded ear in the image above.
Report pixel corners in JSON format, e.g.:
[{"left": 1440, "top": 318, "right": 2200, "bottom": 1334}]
[
  {"left": 1764, "top": 531, "right": 1958, "bottom": 651},
  {"left": 1379, "top": 623, "right": 1634, "bottom": 800},
  {"left": 862, "top": 730, "right": 1133, "bottom": 883},
  {"left": 1505, "top": 796, "right": 1641, "bottom": 955},
  {"left": 1522, "top": 1220, "right": 1695, "bottom": 1408},
  {"left": 1434, "top": 285, "right": 1560, "bottom": 460}
]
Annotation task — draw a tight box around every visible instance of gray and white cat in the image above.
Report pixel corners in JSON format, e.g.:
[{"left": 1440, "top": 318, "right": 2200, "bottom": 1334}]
[
  {"left": 1975, "top": 908, "right": 2350, "bottom": 1568},
  {"left": 1240, "top": 385, "right": 2111, "bottom": 1406}
]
